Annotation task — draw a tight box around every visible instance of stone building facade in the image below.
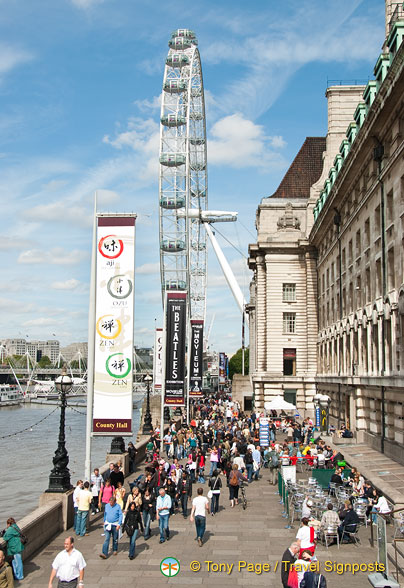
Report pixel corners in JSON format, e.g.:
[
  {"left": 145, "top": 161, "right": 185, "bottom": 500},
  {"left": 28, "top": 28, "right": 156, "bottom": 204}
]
[{"left": 248, "top": 1, "right": 404, "bottom": 462}]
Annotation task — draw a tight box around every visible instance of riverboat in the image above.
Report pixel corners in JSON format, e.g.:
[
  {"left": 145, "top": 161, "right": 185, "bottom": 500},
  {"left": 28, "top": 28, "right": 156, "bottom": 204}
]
[{"left": 0, "top": 384, "right": 24, "bottom": 406}]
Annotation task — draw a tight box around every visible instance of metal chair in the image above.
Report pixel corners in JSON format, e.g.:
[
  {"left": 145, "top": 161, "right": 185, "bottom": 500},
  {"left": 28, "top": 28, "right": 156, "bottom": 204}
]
[
  {"left": 323, "top": 524, "right": 340, "bottom": 549},
  {"left": 342, "top": 523, "right": 361, "bottom": 545}
]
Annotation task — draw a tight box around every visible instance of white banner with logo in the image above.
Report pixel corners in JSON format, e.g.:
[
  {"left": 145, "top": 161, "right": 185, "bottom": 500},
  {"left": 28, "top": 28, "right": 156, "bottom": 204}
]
[
  {"left": 154, "top": 328, "right": 163, "bottom": 390},
  {"left": 92, "top": 215, "right": 136, "bottom": 435}
]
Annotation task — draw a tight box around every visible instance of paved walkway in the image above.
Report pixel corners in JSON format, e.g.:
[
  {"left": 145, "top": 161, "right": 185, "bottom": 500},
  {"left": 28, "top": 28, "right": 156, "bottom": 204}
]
[{"left": 21, "top": 464, "right": 389, "bottom": 588}]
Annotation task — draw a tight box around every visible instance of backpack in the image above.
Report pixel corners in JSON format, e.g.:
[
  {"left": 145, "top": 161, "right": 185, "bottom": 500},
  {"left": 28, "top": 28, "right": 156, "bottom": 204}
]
[
  {"left": 229, "top": 471, "right": 239, "bottom": 486},
  {"left": 270, "top": 453, "right": 279, "bottom": 468}
]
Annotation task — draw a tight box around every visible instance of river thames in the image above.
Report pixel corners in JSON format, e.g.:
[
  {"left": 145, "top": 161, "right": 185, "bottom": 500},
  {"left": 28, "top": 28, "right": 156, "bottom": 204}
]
[{"left": 0, "top": 402, "right": 141, "bottom": 526}]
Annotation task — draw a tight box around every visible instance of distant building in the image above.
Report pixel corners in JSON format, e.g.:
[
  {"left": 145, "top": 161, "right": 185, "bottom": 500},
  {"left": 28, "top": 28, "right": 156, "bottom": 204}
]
[
  {"left": 60, "top": 342, "right": 88, "bottom": 363},
  {"left": 1, "top": 338, "right": 60, "bottom": 363}
]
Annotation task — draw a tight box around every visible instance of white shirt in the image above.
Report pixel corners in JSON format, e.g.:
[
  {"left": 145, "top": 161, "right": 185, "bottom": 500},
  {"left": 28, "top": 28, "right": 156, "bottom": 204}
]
[
  {"left": 296, "top": 525, "right": 316, "bottom": 548},
  {"left": 90, "top": 473, "right": 103, "bottom": 496},
  {"left": 375, "top": 496, "right": 390, "bottom": 514},
  {"left": 52, "top": 548, "right": 86, "bottom": 581},
  {"left": 233, "top": 456, "right": 245, "bottom": 470},
  {"left": 192, "top": 495, "right": 209, "bottom": 517},
  {"left": 73, "top": 486, "right": 82, "bottom": 508}
]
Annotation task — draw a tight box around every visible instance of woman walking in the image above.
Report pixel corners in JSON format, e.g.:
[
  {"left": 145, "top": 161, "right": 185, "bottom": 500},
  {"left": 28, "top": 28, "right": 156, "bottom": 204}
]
[
  {"left": 208, "top": 470, "right": 222, "bottom": 515},
  {"left": 123, "top": 502, "right": 144, "bottom": 560}
]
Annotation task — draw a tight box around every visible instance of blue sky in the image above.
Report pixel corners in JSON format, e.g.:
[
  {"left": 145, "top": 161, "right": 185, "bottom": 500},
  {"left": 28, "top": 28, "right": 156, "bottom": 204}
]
[{"left": 0, "top": 0, "right": 384, "bottom": 355}]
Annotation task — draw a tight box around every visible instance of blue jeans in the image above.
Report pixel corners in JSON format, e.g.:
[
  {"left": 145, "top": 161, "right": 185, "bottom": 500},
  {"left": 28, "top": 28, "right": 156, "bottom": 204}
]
[
  {"left": 76, "top": 510, "right": 89, "bottom": 536},
  {"left": 128, "top": 529, "right": 138, "bottom": 558},
  {"left": 211, "top": 493, "right": 220, "bottom": 514},
  {"left": 254, "top": 466, "right": 260, "bottom": 481},
  {"left": 143, "top": 511, "right": 151, "bottom": 539},
  {"left": 246, "top": 464, "right": 253, "bottom": 482},
  {"left": 177, "top": 445, "right": 184, "bottom": 459},
  {"left": 158, "top": 514, "right": 170, "bottom": 542},
  {"left": 12, "top": 553, "right": 23, "bottom": 580},
  {"left": 195, "top": 515, "right": 206, "bottom": 541},
  {"left": 102, "top": 525, "right": 119, "bottom": 555},
  {"left": 73, "top": 506, "right": 78, "bottom": 533},
  {"left": 180, "top": 493, "right": 188, "bottom": 516},
  {"left": 209, "top": 462, "right": 218, "bottom": 476}
]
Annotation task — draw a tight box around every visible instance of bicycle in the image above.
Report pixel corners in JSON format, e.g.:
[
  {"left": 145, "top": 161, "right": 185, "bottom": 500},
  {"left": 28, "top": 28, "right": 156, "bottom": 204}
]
[{"left": 240, "top": 482, "right": 248, "bottom": 510}]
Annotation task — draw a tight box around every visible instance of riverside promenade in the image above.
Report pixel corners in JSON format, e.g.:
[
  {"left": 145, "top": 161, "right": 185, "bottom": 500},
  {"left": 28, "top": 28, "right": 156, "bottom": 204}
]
[{"left": 19, "top": 462, "right": 386, "bottom": 588}]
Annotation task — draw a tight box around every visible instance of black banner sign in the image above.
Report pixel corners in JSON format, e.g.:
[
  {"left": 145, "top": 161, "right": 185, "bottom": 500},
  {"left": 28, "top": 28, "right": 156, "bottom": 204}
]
[
  {"left": 189, "top": 320, "right": 203, "bottom": 396},
  {"left": 164, "top": 292, "right": 186, "bottom": 405}
]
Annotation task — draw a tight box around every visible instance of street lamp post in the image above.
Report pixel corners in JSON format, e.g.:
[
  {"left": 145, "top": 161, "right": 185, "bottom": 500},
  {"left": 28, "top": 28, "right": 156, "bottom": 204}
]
[
  {"left": 46, "top": 367, "right": 73, "bottom": 492},
  {"left": 142, "top": 373, "right": 153, "bottom": 435}
]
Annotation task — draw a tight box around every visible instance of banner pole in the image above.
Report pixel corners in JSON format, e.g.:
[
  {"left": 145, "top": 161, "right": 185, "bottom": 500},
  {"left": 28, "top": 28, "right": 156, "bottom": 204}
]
[{"left": 84, "top": 193, "right": 97, "bottom": 482}]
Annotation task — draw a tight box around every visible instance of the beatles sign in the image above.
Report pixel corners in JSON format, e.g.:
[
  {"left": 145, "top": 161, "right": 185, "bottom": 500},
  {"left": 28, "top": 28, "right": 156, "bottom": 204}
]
[{"left": 164, "top": 292, "right": 186, "bottom": 405}]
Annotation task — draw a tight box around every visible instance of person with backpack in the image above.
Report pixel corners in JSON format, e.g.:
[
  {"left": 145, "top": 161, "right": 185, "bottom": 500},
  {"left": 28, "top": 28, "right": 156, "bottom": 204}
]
[
  {"left": 244, "top": 448, "right": 254, "bottom": 483},
  {"left": 267, "top": 447, "right": 280, "bottom": 485},
  {"left": 208, "top": 469, "right": 222, "bottom": 515},
  {"left": 2, "top": 518, "right": 25, "bottom": 580},
  {"left": 228, "top": 464, "right": 247, "bottom": 508}
]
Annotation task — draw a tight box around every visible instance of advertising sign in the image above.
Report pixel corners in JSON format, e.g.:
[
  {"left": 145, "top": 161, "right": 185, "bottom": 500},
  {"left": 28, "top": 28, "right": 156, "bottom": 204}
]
[
  {"left": 189, "top": 320, "right": 203, "bottom": 396},
  {"left": 164, "top": 292, "right": 186, "bottom": 405},
  {"left": 259, "top": 417, "right": 270, "bottom": 448},
  {"left": 93, "top": 215, "right": 136, "bottom": 434},
  {"left": 153, "top": 328, "right": 163, "bottom": 390},
  {"left": 219, "top": 352, "right": 226, "bottom": 385}
]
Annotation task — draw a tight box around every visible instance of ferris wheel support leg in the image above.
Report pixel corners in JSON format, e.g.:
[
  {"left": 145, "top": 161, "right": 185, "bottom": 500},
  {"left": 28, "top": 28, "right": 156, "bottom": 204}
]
[{"left": 203, "top": 222, "right": 249, "bottom": 326}]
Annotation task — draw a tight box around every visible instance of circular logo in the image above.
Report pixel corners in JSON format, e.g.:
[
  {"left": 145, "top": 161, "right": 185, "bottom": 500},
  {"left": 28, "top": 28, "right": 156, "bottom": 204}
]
[
  {"left": 105, "top": 353, "right": 132, "bottom": 379},
  {"left": 160, "top": 557, "right": 180, "bottom": 577},
  {"left": 96, "top": 315, "right": 122, "bottom": 339},
  {"left": 107, "top": 275, "right": 133, "bottom": 299},
  {"left": 98, "top": 235, "right": 124, "bottom": 259}
]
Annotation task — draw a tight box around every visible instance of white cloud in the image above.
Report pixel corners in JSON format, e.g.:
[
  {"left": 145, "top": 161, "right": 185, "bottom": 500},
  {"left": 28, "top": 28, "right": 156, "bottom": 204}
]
[
  {"left": 0, "top": 297, "right": 34, "bottom": 313},
  {"left": 17, "top": 248, "right": 86, "bottom": 266},
  {"left": 0, "top": 44, "right": 33, "bottom": 79},
  {"left": 136, "top": 262, "right": 159, "bottom": 275},
  {"left": 0, "top": 236, "right": 35, "bottom": 250},
  {"left": 23, "top": 201, "right": 92, "bottom": 228},
  {"left": 51, "top": 278, "right": 80, "bottom": 290},
  {"left": 208, "top": 113, "right": 287, "bottom": 170},
  {"left": 70, "top": 0, "right": 105, "bottom": 8},
  {"left": 134, "top": 95, "right": 162, "bottom": 113},
  {"left": 22, "top": 317, "right": 59, "bottom": 327}
]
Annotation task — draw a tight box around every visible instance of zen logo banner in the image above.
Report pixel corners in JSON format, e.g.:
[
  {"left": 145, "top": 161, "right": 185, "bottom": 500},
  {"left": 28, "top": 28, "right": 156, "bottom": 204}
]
[
  {"left": 93, "top": 215, "right": 136, "bottom": 434},
  {"left": 189, "top": 320, "right": 203, "bottom": 396},
  {"left": 219, "top": 352, "right": 226, "bottom": 385},
  {"left": 154, "top": 328, "right": 163, "bottom": 390},
  {"left": 164, "top": 292, "right": 186, "bottom": 405}
]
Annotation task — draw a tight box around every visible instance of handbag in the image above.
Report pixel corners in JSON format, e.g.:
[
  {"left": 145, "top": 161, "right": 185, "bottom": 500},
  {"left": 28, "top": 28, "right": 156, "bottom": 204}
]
[
  {"left": 14, "top": 525, "right": 27, "bottom": 546},
  {"left": 207, "top": 490, "right": 213, "bottom": 499},
  {"left": 287, "top": 565, "right": 299, "bottom": 588}
]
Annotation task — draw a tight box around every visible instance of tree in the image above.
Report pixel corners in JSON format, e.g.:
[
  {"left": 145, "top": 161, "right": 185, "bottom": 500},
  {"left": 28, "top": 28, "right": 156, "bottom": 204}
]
[
  {"left": 228, "top": 348, "right": 249, "bottom": 380},
  {"left": 38, "top": 355, "right": 52, "bottom": 367}
]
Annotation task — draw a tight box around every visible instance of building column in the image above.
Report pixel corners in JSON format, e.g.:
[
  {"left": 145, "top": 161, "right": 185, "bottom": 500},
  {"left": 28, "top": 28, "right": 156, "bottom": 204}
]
[
  {"left": 357, "top": 326, "right": 363, "bottom": 375},
  {"left": 256, "top": 256, "right": 266, "bottom": 373}
]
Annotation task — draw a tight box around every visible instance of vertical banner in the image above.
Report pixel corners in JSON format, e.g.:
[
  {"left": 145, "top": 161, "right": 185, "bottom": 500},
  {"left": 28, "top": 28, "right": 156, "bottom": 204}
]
[
  {"left": 164, "top": 292, "right": 186, "bottom": 405},
  {"left": 154, "top": 328, "right": 163, "bottom": 391},
  {"left": 259, "top": 417, "right": 270, "bottom": 448},
  {"left": 219, "top": 352, "right": 226, "bottom": 385},
  {"left": 92, "top": 215, "right": 136, "bottom": 434},
  {"left": 189, "top": 320, "right": 203, "bottom": 396}
]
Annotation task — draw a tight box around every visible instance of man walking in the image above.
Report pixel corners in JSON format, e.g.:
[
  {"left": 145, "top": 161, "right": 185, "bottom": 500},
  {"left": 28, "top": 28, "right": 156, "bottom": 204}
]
[
  {"left": 252, "top": 445, "right": 262, "bottom": 481},
  {"left": 99, "top": 497, "right": 123, "bottom": 559},
  {"left": 90, "top": 468, "right": 103, "bottom": 514},
  {"left": 76, "top": 482, "right": 92, "bottom": 537},
  {"left": 190, "top": 488, "right": 209, "bottom": 546},
  {"left": 156, "top": 487, "right": 172, "bottom": 544},
  {"left": 48, "top": 537, "right": 86, "bottom": 588},
  {"left": 280, "top": 542, "right": 299, "bottom": 588}
]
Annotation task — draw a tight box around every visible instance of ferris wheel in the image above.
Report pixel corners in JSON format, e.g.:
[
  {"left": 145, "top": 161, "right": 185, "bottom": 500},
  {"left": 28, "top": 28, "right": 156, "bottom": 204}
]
[{"left": 159, "top": 28, "right": 208, "bottom": 321}]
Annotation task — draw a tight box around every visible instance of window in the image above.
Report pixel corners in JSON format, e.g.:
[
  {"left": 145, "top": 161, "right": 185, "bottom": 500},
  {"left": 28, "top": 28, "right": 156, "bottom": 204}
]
[
  {"left": 355, "top": 230, "right": 361, "bottom": 259},
  {"left": 283, "top": 313, "right": 296, "bottom": 334},
  {"left": 375, "top": 205, "right": 381, "bottom": 235},
  {"left": 388, "top": 248, "right": 395, "bottom": 291},
  {"left": 283, "top": 283, "right": 296, "bottom": 302},
  {"left": 386, "top": 190, "right": 394, "bottom": 225},
  {"left": 364, "top": 218, "right": 370, "bottom": 248},
  {"left": 283, "top": 349, "right": 296, "bottom": 376},
  {"left": 284, "top": 389, "right": 297, "bottom": 405},
  {"left": 348, "top": 240, "right": 353, "bottom": 266},
  {"left": 376, "top": 259, "right": 382, "bottom": 297}
]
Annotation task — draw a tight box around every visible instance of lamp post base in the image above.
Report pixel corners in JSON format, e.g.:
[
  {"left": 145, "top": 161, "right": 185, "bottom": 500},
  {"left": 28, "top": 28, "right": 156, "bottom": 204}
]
[{"left": 46, "top": 473, "right": 73, "bottom": 493}]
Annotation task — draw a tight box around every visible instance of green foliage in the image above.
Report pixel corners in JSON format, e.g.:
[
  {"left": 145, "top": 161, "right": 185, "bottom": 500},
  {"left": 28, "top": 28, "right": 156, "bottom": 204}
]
[
  {"left": 228, "top": 347, "right": 249, "bottom": 380},
  {"left": 38, "top": 355, "right": 52, "bottom": 367}
]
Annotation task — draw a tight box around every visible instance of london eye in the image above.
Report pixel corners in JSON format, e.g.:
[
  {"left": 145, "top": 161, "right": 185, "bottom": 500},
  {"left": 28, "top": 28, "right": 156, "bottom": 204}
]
[{"left": 159, "top": 28, "right": 208, "bottom": 321}]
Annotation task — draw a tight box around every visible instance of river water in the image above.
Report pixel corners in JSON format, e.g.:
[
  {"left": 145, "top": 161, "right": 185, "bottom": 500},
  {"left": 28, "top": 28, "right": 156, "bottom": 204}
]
[{"left": 0, "top": 402, "right": 141, "bottom": 528}]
